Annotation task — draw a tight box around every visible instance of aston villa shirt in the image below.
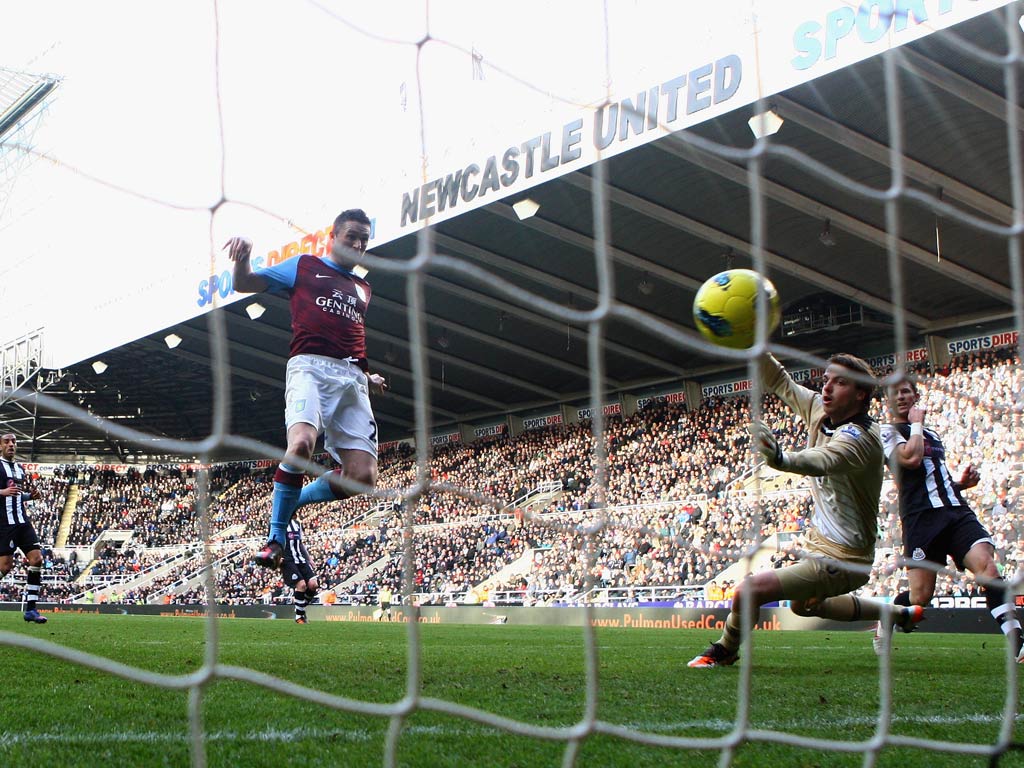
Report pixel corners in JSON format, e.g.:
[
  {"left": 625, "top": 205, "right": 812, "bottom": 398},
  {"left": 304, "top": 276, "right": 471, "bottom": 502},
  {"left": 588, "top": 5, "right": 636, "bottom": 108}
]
[{"left": 256, "top": 254, "right": 371, "bottom": 368}]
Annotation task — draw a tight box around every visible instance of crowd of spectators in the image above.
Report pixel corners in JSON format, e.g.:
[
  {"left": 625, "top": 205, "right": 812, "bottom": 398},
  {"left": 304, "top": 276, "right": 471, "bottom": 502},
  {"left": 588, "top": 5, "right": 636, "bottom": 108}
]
[
  {"left": 3, "top": 346, "right": 1021, "bottom": 609},
  {"left": 68, "top": 468, "right": 199, "bottom": 547},
  {"left": 87, "top": 547, "right": 171, "bottom": 579},
  {"left": 24, "top": 474, "right": 69, "bottom": 545},
  {"left": 0, "top": 547, "right": 78, "bottom": 603}
]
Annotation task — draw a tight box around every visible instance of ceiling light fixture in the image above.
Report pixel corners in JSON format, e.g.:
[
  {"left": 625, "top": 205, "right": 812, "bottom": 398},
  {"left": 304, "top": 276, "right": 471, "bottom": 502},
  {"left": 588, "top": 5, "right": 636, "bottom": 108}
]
[
  {"left": 722, "top": 247, "right": 735, "bottom": 269},
  {"left": 91, "top": 360, "right": 108, "bottom": 375},
  {"left": 164, "top": 333, "right": 182, "bottom": 349},
  {"left": 818, "top": 219, "right": 836, "bottom": 247},
  {"left": 747, "top": 109, "right": 784, "bottom": 139},
  {"left": 245, "top": 302, "right": 266, "bottom": 320},
  {"left": 512, "top": 198, "right": 540, "bottom": 220}
]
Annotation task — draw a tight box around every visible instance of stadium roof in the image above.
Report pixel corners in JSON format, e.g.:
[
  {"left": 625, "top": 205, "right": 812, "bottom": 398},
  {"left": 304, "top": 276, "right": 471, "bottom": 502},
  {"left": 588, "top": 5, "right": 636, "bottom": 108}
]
[
  {"left": 0, "top": 67, "right": 58, "bottom": 226},
  {"left": 5, "top": 9, "right": 1021, "bottom": 462}
]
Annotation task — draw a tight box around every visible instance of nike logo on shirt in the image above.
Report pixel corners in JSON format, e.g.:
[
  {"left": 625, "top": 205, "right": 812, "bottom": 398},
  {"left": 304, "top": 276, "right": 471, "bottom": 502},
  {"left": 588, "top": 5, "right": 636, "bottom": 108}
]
[{"left": 315, "top": 274, "right": 334, "bottom": 279}]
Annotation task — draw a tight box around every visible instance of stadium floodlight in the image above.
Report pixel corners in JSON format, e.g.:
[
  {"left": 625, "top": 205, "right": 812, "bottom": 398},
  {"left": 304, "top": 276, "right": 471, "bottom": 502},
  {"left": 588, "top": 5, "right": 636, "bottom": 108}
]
[
  {"left": 512, "top": 198, "right": 540, "bottom": 220},
  {"left": 164, "top": 333, "right": 182, "bottom": 349},
  {"left": 91, "top": 360, "right": 108, "bottom": 374},
  {"left": 747, "top": 109, "right": 784, "bottom": 139},
  {"left": 245, "top": 302, "right": 266, "bottom": 320}
]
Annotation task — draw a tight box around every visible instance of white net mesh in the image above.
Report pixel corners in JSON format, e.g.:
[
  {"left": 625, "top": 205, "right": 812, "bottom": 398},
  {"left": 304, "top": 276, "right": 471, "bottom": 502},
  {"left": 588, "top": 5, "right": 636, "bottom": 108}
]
[{"left": 1, "top": 2, "right": 1022, "bottom": 765}]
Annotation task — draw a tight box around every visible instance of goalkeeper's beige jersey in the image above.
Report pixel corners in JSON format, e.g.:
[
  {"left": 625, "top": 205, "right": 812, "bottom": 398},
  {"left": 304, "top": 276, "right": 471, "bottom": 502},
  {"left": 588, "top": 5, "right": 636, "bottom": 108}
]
[{"left": 760, "top": 355, "right": 883, "bottom": 558}]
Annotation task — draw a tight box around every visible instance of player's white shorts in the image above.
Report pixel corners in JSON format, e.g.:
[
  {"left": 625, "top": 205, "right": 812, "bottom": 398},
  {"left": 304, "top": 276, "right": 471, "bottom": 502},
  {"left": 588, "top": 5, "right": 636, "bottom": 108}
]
[{"left": 284, "top": 354, "right": 378, "bottom": 461}]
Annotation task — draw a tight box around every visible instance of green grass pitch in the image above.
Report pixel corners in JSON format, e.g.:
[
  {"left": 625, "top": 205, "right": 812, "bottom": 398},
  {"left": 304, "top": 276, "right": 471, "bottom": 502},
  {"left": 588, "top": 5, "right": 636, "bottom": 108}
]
[{"left": 0, "top": 613, "right": 1019, "bottom": 767}]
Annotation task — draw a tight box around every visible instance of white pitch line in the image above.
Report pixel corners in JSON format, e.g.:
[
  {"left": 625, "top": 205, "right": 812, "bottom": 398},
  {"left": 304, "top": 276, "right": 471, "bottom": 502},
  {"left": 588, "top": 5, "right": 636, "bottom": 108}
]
[
  {"left": 633, "top": 713, "right": 1024, "bottom": 732},
  {"left": 0, "top": 713, "right": 1018, "bottom": 747}
]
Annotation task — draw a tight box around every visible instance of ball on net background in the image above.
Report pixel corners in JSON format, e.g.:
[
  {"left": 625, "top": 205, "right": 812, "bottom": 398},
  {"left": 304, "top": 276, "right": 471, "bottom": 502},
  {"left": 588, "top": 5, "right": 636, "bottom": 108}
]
[{"left": 692, "top": 268, "right": 781, "bottom": 349}]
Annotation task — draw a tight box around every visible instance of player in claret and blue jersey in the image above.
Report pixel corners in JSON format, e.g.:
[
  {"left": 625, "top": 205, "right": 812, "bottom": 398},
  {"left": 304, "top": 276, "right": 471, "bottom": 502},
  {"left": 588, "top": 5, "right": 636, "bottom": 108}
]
[{"left": 225, "top": 209, "right": 387, "bottom": 569}]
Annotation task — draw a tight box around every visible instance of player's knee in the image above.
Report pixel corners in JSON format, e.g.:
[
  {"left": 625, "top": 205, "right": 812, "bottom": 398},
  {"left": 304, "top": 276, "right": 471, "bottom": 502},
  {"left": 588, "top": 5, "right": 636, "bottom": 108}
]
[
  {"left": 909, "top": 588, "right": 933, "bottom": 606},
  {"left": 964, "top": 543, "right": 998, "bottom": 577},
  {"left": 729, "top": 583, "right": 758, "bottom": 613},
  {"left": 287, "top": 439, "right": 315, "bottom": 461},
  {"left": 349, "top": 465, "right": 377, "bottom": 489},
  {"left": 974, "top": 558, "right": 1000, "bottom": 581},
  {"left": 295, "top": 580, "right": 307, "bottom": 593}
]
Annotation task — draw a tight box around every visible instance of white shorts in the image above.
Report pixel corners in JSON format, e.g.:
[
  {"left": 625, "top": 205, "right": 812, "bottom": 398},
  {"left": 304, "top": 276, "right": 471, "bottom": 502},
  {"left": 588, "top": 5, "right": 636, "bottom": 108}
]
[{"left": 284, "top": 354, "right": 378, "bottom": 461}]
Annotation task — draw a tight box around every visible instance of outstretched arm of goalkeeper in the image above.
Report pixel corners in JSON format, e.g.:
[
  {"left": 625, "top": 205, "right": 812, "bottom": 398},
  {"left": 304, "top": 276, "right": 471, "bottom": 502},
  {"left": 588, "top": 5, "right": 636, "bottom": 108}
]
[{"left": 750, "top": 420, "right": 873, "bottom": 476}]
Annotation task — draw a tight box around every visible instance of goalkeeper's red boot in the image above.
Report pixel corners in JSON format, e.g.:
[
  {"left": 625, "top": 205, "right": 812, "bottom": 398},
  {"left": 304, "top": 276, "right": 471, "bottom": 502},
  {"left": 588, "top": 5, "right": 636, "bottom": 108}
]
[
  {"left": 687, "top": 642, "right": 738, "bottom": 668},
  {"left": 895, "top": 605, "right": 925, "bottom": 633},
  {"left": 252, "top": 540, "right": 283, "bottom": 570}
]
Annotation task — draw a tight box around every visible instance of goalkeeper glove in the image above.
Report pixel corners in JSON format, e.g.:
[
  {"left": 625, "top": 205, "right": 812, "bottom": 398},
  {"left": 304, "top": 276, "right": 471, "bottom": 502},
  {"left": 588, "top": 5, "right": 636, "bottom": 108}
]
[{"left": 750, "top": 421, "right": 788, "bottom": 469}]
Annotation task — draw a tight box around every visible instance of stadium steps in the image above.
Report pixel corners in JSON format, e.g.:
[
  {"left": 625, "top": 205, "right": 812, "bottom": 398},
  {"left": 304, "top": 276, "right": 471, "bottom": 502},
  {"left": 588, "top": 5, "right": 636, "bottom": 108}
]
[
  {"left": 737, "top": 467, "right": 804, "bottom": 494},
  {"left": 332, "top": 485, "right": 562, "bottom": 596},
  {"left": 470, "top": 547, "right": 535, "bottom": 602},
  {"left": 74, "top": 558, "right": 100, "bottom": 584},
  {"left": 344, "top": 499, "right": 400, "bottom": 530},
  {"left": 332, "top": 484, "right": 563, "bottom": 597},
  {"left": 510, "top": 481, "right": 563, "bottom": 516},
  {"left": 73, "top": 544, "right": 203, "bottom": 603},
  {"left": 146, "top": 543, "right": 250, "bottom": 603},
  {"left": 54, "top": 483, "right": 80, "bottom": 549},
  {"left": 334, "top": 553, "right": 396, "bottom": 591},
  {"left": 213, "top": 523, "right": 246, "bottom": 540}
]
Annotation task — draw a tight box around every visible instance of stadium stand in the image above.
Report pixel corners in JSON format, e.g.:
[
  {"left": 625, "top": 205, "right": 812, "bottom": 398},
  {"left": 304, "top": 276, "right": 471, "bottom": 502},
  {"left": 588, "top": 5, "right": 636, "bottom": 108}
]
[{"left": 2, "top": 347, "right": 1019, "bottom": 610}]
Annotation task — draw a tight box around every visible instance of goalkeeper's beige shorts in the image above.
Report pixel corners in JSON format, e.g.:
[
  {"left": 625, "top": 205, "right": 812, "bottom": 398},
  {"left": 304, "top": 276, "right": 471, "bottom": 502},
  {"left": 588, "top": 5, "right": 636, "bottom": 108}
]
[{"left": 775, "top": 528, "right": 873, "bottom": 603}]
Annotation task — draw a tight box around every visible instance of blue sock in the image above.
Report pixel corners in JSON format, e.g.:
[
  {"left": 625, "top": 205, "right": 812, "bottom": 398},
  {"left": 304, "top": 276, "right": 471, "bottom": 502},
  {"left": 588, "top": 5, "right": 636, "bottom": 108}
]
[
  {"left": 269, "top": 483, "right": 300, "bottom": 545},
  {"left": 269, "top": 465, "right": 304, "bottom": 545},
  {"left": 297, "top": 473, "right": 339, "bottom": 509}
]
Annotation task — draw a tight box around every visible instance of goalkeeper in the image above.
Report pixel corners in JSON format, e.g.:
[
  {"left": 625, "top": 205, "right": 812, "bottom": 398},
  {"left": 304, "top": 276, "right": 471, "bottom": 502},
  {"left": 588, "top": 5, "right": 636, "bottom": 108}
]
[{"left": 689, "top": 353, "right": 922, "bottom": 668}]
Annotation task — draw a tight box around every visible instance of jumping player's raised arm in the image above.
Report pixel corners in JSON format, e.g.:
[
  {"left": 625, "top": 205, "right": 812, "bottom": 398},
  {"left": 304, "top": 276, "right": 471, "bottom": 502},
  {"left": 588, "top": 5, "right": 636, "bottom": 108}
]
[{"left": 224, "top": 236, "right": 269, "bottom": 294}]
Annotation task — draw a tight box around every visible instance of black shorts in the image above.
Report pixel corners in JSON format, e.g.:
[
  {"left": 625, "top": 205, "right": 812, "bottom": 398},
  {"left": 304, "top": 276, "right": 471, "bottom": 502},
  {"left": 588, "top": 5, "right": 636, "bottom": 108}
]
[
  {"left": 903, "top": 507, "right": 994, "bottom": 571},
  {"left": 380, "top": 602, "right": 391, "bottom": 610},
  {"left": 0, "top": 521, "right": 41, "bottom": 557},
  {"left": 281, "top": 558, "right": 316, "bottom": 587}
]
